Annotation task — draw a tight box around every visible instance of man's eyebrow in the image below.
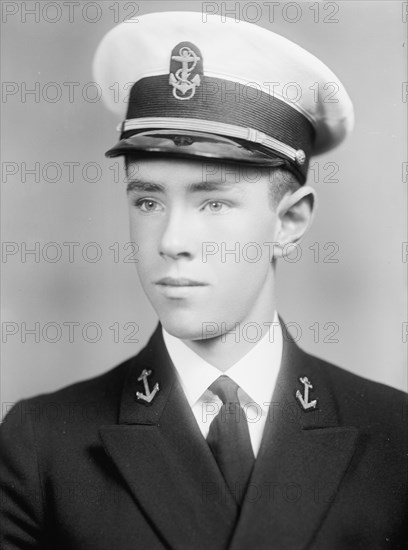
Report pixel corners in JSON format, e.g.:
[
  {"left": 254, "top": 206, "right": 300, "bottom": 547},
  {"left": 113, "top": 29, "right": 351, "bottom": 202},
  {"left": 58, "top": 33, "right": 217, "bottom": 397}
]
[
  {"left": 126, "top": 181, "right": 165, "bottom": 193},
  {"left": 188, "top": 180, "right": 235, "bottom": 192},
  {"left": 126, "top": 180, "right": 236, "bottom": 193}
]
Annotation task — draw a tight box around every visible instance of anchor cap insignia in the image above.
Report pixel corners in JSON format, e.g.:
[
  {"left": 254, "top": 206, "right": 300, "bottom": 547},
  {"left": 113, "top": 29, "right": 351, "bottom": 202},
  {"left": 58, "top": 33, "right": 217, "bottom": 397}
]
[{"left": 169, "top": 41, "right": 203, "bottom": 100}]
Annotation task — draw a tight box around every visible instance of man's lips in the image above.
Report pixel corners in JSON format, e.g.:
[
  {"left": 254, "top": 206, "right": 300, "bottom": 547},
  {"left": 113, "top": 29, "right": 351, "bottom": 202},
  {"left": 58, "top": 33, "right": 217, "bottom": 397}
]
[{"left": 155, "top": 277, "right": 207, "bottom": 287}]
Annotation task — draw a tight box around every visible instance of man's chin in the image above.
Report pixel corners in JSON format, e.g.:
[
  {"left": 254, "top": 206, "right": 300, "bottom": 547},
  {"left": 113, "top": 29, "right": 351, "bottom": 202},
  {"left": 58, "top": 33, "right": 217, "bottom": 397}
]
[
  {"left": 160, "top": 317, "right": 206, "bottom": 341},
  {"left": 158, "top": 308, "right": 223, "bottom": 341}
]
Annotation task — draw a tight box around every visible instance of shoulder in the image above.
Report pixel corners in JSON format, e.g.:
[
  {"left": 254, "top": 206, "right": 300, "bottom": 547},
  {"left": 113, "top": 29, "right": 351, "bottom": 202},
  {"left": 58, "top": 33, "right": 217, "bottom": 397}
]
[
  {"left": 3, "top": 360, "right": 125, "bottom": 425},
  {"left": 1, "top": 343, "right": 150, "bottom": 434},
  {"left": 304, "top": 350, "right": 407, "bottom": 431},
  {"left": 1, "top": 326, "right": 165, "bottom": 436},
  {"left": 309, "top": 351, "right": 407, "bottom": 399}
]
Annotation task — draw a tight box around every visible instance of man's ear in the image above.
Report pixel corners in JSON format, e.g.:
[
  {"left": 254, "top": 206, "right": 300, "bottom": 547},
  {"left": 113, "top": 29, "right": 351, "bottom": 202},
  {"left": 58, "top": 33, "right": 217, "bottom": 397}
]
[{"left": 273, "top": 185, "right": 317, "bottom": 258}]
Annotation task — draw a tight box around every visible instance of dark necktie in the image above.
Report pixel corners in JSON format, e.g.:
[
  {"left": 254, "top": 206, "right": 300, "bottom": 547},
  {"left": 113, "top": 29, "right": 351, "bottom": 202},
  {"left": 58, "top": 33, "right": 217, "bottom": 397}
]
[{"left": 206, "top": 375, "right": 255, "bottom": 505}]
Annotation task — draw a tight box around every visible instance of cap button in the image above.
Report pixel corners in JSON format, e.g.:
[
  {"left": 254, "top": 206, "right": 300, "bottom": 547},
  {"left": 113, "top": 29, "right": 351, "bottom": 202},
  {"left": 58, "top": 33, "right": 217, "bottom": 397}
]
[{"left": 295, "top": 149, "right": 306, "bottom": 165}]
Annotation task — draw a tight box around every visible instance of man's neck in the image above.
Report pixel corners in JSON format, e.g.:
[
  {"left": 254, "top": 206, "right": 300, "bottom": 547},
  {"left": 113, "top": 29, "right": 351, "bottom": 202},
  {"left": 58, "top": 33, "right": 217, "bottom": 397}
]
[{"left": 180, "top": 286, "right": 277, "bottom": 372}]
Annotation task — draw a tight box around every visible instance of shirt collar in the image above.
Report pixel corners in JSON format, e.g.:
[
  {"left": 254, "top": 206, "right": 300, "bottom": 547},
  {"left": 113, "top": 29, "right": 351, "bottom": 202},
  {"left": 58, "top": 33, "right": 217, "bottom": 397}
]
[{"left": 162, "top": 313, "right": 283, "bottom": 413}]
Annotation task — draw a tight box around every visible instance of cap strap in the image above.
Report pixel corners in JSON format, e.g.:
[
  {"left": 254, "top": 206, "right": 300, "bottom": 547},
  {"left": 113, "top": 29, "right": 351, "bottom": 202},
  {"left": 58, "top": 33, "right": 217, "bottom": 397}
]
[{"left": 122, "top": 116, "right": 306, "bottom": 166}]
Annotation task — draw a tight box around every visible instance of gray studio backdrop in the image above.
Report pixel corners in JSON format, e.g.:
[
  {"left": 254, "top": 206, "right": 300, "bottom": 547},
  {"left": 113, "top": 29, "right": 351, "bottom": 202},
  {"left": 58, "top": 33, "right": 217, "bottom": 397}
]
[{"left": 1, "top": 1, "right": 407, "bottom": 409}]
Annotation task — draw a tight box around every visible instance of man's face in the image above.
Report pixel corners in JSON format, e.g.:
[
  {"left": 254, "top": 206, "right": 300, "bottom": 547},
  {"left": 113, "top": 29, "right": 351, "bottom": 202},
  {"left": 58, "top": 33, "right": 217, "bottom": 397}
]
[{"left": 126, "top": 157, "right": 280, "bottom": 340}]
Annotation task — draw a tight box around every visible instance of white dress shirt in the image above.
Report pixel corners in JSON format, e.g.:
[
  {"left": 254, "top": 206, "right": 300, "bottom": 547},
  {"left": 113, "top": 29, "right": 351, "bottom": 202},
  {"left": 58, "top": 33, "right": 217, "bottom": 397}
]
[{"left": 162, "top": 314, "right": 283, "bottom": 457}]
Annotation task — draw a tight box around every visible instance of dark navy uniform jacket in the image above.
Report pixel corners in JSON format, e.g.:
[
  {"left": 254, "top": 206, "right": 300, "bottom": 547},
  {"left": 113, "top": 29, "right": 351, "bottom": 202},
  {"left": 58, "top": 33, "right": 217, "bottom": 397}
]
[{"left": 1, "top": 324, "right": 407, "bottom": 550}]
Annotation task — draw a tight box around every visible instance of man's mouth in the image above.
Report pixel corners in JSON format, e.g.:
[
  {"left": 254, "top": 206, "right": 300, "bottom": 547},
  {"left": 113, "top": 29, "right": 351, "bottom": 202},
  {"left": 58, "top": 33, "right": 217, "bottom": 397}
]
[{"left": 155, "top": 277, "right": 207, "bottom": 287}]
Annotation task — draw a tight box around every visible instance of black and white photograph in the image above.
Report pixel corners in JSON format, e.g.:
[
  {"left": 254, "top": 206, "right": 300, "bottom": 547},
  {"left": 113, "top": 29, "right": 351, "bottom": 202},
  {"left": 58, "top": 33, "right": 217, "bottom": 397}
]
[{"left": 1, "top": 1, "right": 407, "bottom": 548}]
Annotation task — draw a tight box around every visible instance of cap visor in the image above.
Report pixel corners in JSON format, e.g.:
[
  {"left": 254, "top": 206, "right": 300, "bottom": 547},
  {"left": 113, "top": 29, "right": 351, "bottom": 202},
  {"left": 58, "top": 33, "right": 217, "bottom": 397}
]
[{"left": 104, "top": 130, "right": 287, "bottom": 166}]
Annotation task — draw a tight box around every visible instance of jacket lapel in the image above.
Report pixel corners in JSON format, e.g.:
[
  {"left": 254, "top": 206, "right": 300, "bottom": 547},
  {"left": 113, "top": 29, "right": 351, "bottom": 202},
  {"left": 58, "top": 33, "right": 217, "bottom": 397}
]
[
  {"left": 229, "top": 327, "right": 359, "bottom": 550},
  {"left": 99, "top": 325, "right": 238, "bottom": 550}
]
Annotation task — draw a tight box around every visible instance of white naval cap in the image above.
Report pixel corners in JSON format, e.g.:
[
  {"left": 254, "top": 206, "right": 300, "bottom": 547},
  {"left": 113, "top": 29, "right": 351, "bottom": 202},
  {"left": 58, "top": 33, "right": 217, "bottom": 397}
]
[{"left": 93, "top": 11, "right": 354, "bottom": 182}]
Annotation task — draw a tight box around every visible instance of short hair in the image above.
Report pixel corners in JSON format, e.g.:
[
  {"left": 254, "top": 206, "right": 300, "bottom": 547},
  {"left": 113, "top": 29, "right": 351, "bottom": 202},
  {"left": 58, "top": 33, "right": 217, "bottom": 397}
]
[{"left": 267, "top": 166, "right": 301, "bottom": 208}]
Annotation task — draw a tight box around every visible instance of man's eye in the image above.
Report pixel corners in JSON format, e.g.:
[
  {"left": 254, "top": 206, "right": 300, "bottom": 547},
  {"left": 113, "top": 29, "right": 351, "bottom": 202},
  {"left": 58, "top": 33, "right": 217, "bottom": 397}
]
[
  {"left": 135, "top": 199, "right": 163, "bottom": 213},
  {"left": 203, "top": 201, "right": 230, "bottom": 213}
]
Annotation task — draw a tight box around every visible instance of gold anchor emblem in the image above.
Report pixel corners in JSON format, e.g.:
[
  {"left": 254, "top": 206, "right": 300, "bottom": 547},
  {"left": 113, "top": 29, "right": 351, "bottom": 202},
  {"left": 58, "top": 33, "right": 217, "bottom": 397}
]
[
  {"left": 296, "top": 376, "right": 318, "bottom": 411},
  {"left": 136, "top": 369, "right": 159, "bottom": 403},
  {"left": 169, "top": 46, "right": 201, "bottom": 100}
]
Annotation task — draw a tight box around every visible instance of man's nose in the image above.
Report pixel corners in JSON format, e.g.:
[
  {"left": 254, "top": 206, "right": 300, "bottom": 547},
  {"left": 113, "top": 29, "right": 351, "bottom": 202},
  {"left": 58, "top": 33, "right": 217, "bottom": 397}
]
[{"left": 158, "top": 208, "right": 197, "bottom": 260}]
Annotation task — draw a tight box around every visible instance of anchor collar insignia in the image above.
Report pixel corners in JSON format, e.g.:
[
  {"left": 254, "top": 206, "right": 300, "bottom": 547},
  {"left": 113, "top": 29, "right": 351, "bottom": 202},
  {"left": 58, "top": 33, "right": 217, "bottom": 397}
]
[
  {"left": 296, "top": 376, "right": 318, "bottom": 412},
  {"left": 136, "top": 368, "right": 160, "bottom": 405}
]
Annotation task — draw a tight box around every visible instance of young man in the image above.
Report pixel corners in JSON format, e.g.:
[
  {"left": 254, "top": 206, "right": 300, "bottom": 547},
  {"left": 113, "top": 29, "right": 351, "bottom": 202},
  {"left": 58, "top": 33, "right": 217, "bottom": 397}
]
[{"left": 1, "top": 11, "right": 407, "bottom": 550}]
